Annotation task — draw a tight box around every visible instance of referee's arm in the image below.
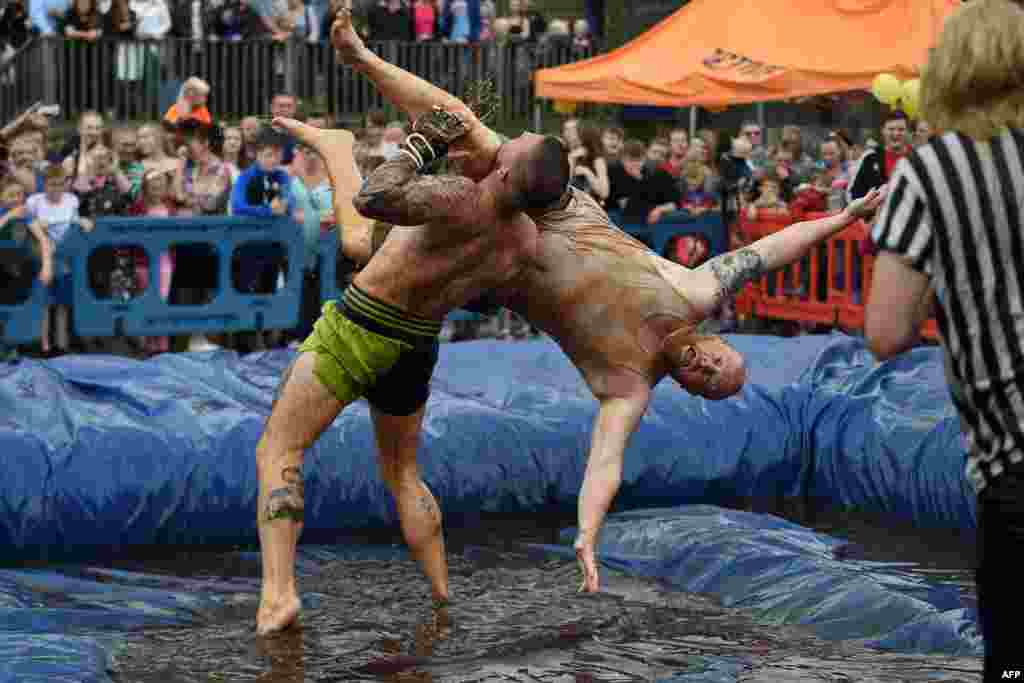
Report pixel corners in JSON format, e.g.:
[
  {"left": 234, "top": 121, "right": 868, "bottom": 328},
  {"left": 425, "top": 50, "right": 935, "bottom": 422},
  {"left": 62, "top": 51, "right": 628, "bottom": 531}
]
[
  {"left": 864, "top": 164, "right": 935, "bottom": 360},
  {"left": 866, "top": 252, "right": 932, "bottom": 359}
]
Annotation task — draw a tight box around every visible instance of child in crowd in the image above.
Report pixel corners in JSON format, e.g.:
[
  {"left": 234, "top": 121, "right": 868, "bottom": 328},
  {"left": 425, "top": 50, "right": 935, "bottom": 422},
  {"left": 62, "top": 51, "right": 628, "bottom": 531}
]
[
  {"left": 72, "top": 144, "right": 134, "bottom": 217},
  {"left": 230, "top": 125, "right": 296, "bottom": 351},
  {"left": 26, "top": 165, "right": 93, "bottom": 356},
  {"left": 746, "top": 171, "right": 791, "bottom": 222},
  {"left": 680, "top": 160, "right": 719, "bottom": 215},
  {"left": 128, "top": 168, "right": 177, "bottom": 355},
  {"left": 0, "top": 180, "right": 54, "bottom": 359}
]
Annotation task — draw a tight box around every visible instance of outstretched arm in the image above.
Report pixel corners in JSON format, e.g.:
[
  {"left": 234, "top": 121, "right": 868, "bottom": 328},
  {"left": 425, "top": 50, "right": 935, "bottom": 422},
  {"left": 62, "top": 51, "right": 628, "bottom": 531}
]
[
  {"left": 691, "top": 187, "right": 885, "bottom": 312},
  {"left": 575, "top": 391, "right": 651, "bottom": 593},
  {"left": 331, "top": 8, "right": 502, "bottom": 180}
]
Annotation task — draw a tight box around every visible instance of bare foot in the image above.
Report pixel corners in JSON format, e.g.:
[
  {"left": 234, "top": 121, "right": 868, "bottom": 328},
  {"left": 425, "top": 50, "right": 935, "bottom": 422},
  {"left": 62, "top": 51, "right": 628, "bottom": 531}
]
[
  {"left": 270, "top": 117, "right": 372, "bottom": 236},
  {"left": 256, "top": 594, "right": 302, "bottom": 636},
  {"left": 574, "top": 539, "right": 600, "bottom": 593}
]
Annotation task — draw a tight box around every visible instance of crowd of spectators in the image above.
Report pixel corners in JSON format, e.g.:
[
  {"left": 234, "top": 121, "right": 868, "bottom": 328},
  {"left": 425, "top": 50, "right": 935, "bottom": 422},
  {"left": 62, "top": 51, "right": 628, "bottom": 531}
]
[
  {"left": 561, "top": 110, "right": 930, "bottom": 262},
  {"left": 0, "top": 84, "right": 931, "bottom": 362},
  {"left": 0, "top": 0, "right": 593, "bottom": 53},
  {"left": 0, "top": 0, "right": 931, "bottom": 361}
]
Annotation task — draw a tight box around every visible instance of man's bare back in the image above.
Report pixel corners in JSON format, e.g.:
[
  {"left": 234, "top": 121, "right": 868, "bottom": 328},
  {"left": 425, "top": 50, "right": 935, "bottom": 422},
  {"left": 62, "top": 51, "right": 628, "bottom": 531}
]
[
  {"left": 345, "top": 130, "right": 537, "bottom": 319},
  {"left": 353, "top": 179, "right": 536, "bottom": 320},
  {"left": 497, "top": 188, "right": 709, "bottom": 398}
]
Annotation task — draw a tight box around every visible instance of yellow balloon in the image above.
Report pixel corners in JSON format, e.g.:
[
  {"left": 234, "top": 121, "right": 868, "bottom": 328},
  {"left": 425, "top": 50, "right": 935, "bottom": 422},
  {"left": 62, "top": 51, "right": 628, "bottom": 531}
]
[
  {"left": 871, "top": 73, "right": 902, "bottom": 105},
  {"left": 553, "top": 100, "right": 578, "bottom": 115},
  {"left": 900, "top": 78, "right": 921, "bottom": 119}
]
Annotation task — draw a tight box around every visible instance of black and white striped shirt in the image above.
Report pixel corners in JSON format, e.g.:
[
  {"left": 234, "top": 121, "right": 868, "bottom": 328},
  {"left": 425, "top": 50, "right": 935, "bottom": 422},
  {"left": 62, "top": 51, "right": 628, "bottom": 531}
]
[{"left": 871, "top": 129, "right": 1024, "bottom": 494}]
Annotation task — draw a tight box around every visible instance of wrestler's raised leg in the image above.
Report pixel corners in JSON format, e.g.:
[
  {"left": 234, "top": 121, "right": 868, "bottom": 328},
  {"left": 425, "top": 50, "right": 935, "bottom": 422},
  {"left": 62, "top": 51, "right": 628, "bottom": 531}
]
[
  {"left": 271, "top": 117, "right": 378, "bottom": 264},
  {"left": 256, "top": 352, "right": 346, "bottom": 635},
  {"left": 371, "top": 406, "right": 449, "bottom": 604}
]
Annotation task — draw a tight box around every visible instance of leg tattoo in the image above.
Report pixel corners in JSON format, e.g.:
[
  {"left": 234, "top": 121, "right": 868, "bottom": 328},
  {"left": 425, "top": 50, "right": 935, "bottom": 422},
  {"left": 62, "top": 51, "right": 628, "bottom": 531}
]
[
  {"left": 264, "top": 466, "right": 305, "bottom": 523},
  {"left": 418, "top": 494, "right": 438, "bottom": 521}
]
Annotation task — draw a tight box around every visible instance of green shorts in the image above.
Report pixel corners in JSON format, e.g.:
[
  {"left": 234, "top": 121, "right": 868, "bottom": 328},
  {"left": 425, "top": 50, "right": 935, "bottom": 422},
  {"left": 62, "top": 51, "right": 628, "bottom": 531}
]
[{"left": 298, "top": 285, "right": 441, "bottom": 416}]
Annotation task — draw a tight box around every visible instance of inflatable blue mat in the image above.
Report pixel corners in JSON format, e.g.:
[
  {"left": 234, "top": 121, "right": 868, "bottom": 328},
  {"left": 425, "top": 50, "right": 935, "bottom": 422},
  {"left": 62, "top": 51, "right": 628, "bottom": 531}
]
[
  {"left": 0, "top": 332, "right": 972, "bottom": 558},
  {"left": 0, "top": 333, "right": 982, "bottom": 678}
]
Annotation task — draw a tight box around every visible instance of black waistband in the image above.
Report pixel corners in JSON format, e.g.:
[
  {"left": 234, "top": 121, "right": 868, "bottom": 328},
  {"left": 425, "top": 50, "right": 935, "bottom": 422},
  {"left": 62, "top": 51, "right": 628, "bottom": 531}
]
[{"left": 340, "top": 285, "right": 440, "bottom": 348}]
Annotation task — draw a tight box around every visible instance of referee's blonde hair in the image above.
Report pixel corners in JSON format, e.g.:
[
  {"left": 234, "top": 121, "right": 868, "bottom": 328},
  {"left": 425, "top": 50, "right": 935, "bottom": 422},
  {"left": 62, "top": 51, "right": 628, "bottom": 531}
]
[{"left": 921, "top": 0, "right": 1024, "bottom": 140}]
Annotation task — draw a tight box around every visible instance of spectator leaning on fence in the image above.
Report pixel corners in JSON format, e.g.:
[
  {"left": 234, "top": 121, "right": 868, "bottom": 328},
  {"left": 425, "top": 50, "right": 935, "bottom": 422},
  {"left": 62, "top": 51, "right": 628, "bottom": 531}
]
[
  {"left": 229, "top": 125, "right": 296, "bottom": 352},
  {"left": 27, "top": 164, "right": 93, "bottom": 356},
  {"left": 0, "top": 179, "right": 54, "bottom": 295},
  {"left": 0, "top": 180, "right": 53, "bottom": 360},
  {"left": 125, "top": 168, "right": 177, "bottom": 353}
]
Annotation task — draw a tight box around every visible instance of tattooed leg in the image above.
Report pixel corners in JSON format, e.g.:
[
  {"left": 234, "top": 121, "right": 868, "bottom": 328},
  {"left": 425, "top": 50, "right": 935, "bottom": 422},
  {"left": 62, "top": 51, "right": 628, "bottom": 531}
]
[
  {"left": 264, "top": 466, "right": 305, "bottom": 523},
  {"left": 256, "top": 352, "right": 346, "bottom": 636},
  {"left": 371, "top": 406, "right": 449, "bottom": 605}
]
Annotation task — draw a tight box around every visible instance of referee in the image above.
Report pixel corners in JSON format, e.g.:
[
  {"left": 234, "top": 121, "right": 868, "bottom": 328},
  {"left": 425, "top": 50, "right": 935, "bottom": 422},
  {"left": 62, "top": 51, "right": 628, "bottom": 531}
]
[{"left": 864, "top": 1, "right": 1024, "bottom": 679}]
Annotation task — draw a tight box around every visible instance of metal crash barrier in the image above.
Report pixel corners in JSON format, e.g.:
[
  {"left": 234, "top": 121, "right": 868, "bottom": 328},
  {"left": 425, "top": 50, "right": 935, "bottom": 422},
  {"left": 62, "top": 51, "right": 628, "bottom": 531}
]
[
  {"left": 0, "top": 242, "right": 47, "bottom": 344},
  {"left": 733, "top": 212, "right": 940, "bottom": 341},
  {"left": 67, "top": 216, "right": 305, "bottom": 338}
]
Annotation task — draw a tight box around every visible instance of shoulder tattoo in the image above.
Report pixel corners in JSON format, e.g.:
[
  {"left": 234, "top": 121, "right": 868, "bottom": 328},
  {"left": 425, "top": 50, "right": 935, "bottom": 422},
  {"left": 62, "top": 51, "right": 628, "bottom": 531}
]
[{"left": 707, "top": 248, "right": 766, "bottom": 307}]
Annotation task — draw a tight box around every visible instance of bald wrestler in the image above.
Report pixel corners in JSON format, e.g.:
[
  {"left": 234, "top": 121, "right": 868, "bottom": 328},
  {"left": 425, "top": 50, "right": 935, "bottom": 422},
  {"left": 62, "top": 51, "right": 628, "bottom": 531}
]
[
  {"left": 255, "top": 106, "right": 570, "bottom": 634},
  {"left": 320, "top": 8, "right": 885, "bottom": 594}
]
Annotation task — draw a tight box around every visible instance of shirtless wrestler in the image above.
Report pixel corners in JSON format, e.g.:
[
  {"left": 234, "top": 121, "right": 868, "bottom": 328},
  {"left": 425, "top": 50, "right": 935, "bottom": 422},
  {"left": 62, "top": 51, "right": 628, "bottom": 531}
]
[
  {"left": 255, "top": 106, "right": 570, "bottom": 634},
  {"left": 316, "top": 8, "right": 885, "bottom": 595}
]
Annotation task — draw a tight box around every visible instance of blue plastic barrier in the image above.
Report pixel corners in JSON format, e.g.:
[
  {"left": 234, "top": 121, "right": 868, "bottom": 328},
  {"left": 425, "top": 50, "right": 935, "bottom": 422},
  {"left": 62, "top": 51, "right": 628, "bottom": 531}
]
[
  {"left": 0, "top": 241, "right": 46, "bottom": 345},
  {"left": 66, "top": 216, "right": 305, "bottom": 337},
  {"left": 610, "top": 210, "right": 729, "bottom": 259}
]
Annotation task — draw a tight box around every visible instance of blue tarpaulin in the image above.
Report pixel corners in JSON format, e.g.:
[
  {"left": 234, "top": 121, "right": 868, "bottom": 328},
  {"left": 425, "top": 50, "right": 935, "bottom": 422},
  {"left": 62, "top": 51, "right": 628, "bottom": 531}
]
[{"left": 0, "top": 333, "right": 980, "bottom": 679}]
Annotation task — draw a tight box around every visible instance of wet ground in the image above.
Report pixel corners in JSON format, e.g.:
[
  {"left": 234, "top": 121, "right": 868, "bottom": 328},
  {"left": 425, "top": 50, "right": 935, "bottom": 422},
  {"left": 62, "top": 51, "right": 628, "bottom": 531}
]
[{"left": 100, "top": 505, "right": 981, "bottom": 683}]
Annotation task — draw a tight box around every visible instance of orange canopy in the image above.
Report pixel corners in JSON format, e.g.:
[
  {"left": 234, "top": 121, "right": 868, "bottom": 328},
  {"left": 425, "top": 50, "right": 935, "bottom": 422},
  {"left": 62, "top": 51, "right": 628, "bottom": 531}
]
[{"left": 535, "top": 0, "right": 961, "bottom": 107}]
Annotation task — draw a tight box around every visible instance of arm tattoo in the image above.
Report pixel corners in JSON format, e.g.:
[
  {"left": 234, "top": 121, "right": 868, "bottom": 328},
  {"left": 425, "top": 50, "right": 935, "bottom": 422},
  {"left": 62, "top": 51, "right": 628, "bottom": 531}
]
[
  {"left": 264, "top": 465, "right": 305, "bottom": 523},
  {"left": 353, "top": 155, "right": 478, "bottom": 226},
  {"left": 706, "top": 248, "right": 766, "bottom": 307}
]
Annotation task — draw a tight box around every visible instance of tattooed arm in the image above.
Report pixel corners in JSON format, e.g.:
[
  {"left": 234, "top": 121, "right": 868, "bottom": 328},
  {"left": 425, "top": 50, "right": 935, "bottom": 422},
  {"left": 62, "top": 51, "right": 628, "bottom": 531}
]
[
  {"left": 691, "top": 192, "right": 884, "bottom": 312},
  {"left": 352, "top": 153, "right": 480, "bottom": 227}
]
